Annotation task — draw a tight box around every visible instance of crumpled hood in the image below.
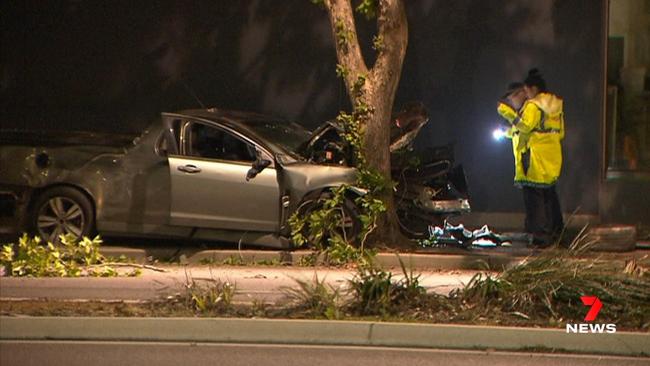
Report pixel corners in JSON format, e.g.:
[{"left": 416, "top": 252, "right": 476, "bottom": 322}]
[{"left": 530, "top": 92, "right": 563, "bottom": 116}]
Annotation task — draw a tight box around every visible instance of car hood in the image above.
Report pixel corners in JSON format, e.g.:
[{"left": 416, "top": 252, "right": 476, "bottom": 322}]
[{"left": 303, "top": 101, "right": 429, "bottom": 156}]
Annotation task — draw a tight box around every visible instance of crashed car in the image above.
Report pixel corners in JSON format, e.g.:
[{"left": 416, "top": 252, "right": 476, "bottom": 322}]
[
  {"left": 0, "top": 104, "right": 469, "bottom": 247},
  {"left": 301, "top": 102, "right": 471, "bottom": 238},
  {"left": 0, "top": 108, "right": 362, "bottom": 247}
]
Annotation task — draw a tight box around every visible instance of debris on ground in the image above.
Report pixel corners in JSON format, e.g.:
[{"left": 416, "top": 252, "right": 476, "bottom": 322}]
[{"left": 419, "top": 221, "right": 512, "bottom": 249}]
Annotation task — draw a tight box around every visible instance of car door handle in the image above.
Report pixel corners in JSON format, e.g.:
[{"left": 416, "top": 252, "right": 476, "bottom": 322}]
[{"left": 177, "top": 164, "right": 202, "bottom": 174}]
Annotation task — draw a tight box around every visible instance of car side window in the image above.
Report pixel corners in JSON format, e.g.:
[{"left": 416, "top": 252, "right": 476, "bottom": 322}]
[{"left": 188, "top": 123, "right": 256, "bottom": 162}]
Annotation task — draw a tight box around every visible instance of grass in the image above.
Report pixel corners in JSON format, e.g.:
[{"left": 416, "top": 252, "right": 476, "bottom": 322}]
[
  {"left": 2, "top": 233, "right": 649, "bottom": 331},
  {"left": 198, "top": 255, "right": 283, "bottom": 266},
  {"left": 450, "top": 232, "right": 650, "bottom": 329},
  {"left": 281, "top": 273, "right": 342, "bottom": 319},
  {"left": 162, "top": 269, "right": 237, "bottom": 315},
  {"left": 346, "top": 256, "right": 427, "bottom": 316}
]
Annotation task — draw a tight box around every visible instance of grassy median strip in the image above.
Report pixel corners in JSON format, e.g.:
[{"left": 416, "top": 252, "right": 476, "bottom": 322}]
[
  {"left": 2, "top": 233, "right": 649, "bottom": 331},
  {"left": 2, "top": 250, "right": 649, "bottom": 332}
]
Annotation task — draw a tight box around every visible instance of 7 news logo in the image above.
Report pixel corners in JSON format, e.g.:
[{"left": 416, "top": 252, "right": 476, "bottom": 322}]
[{"left": 566, "top": 296, "right": 617, "bottom": 333}]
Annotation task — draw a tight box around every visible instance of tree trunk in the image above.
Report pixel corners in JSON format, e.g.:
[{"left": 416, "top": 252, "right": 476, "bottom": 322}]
[{"left": 323, "top": 0, "right": 409, "bottom": 248}]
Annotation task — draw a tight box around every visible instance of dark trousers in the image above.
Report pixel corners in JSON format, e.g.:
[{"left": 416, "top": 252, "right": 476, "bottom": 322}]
[{"left": 522, "top": 185, "right": 564, "bottom": 245}]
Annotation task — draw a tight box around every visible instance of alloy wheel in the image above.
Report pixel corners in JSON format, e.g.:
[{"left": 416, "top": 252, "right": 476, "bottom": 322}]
[{"left": 37, "top": 196, "right": 85, "bottom": 243}]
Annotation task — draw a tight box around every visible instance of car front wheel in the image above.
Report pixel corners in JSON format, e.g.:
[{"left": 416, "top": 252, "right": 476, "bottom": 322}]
[
  {"left": 295, "top": 191, "right": 362, "bottom": 248},
  {"left": 31, "top": 187, "right": 95, "bottom": 243}
]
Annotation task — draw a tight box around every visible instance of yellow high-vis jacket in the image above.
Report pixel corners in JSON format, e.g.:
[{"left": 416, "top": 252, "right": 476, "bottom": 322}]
[{"left": 497, "top": 92, "right": 564, "bottom": 187}]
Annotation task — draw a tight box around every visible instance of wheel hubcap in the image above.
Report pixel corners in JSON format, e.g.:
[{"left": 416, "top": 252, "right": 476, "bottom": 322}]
[{"left": 37, "top": 197, "right": 84, "bottom": 242}]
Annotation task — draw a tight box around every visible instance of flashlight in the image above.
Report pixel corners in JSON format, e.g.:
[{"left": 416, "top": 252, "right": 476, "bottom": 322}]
[{"left": 492, "top": 128, "right": 507, "bottom": 141}]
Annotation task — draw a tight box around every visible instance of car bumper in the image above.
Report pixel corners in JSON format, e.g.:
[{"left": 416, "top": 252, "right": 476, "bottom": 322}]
[{"left": 419, "top": 198, "right": 471, "bottom": 214}]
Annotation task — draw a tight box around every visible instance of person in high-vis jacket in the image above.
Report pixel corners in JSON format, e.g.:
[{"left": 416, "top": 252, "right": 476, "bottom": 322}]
[{"left": 497, "top": 69, "right": 564, "bottom": 246}]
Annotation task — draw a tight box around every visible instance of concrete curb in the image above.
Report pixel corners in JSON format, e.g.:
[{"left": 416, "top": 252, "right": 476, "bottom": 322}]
[
  {"left": 100, "top": 246, "right": 650, "bottom": 270},
  {"left": 1, "top": 317, "right": 648, "bottom": 357},
  {"left": 100, "top": 247, "right": 527, "bottom": 270},
  {"left": 374, "top": 253, "right": 521, "bottom": 270}
]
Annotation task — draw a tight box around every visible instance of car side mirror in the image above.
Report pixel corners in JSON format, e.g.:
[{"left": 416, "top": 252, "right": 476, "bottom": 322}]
[{"left": 246, "top": 159, "right": 271, "bottom": 181}]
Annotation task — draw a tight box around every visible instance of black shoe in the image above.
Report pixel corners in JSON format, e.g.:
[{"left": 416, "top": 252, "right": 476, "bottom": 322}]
[{"left": 527, "top": 234, "right": 553, "bottom": 248}]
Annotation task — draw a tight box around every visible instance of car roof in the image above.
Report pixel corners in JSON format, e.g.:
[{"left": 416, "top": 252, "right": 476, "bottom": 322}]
[
  {"left": 169, "top": 108, "right": 280, "bottom": 128},
  {"left": 164, "top": 108, "right": 291, "bottom": 154}
]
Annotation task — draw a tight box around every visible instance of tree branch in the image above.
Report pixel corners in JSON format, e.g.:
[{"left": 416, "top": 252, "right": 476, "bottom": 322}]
[
  {"left": 324, "top": 0, "right": 369, "bottom": 99},
  {"left": 86, "top": 263, "right": 168, "bottom": 272},
  {"left": 371, "top": 0, "right": 408, "bottom": 96}
]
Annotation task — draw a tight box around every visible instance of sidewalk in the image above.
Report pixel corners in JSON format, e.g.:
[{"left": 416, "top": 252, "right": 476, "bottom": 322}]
[{"left": 0, "top": 265, "right": 479, "bottom": 303}]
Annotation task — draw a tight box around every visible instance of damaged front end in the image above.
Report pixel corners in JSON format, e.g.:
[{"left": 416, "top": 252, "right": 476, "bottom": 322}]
[
  {"left": 392, "top": 144, "right": 471, "bottom": 238},
  {"left": 300, "top": 102, "right": 471, "bottom": 239}
]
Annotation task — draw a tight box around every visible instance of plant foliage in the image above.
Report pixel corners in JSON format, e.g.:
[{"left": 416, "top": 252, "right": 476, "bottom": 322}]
[
  {"left": 178, "top": 276, "right": 236, "bottom": 314},
  {"left": 283, "top": 273, "right": 342, "bottom": 319},
  {"left": 289, "top": 60, "right": 389, "bottom": 267},
  {"left": 347, "top": 257, "right": 426, "bottom": 316},
  {"left": 453, "top": 248, "right": 650, "bottom": 328},
  {"left": 1, "top": 234, "right": 124, "bottom": 277}
]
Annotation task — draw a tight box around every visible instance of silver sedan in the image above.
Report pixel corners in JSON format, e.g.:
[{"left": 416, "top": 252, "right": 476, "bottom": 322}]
[{"left": 0, "top": 108, "right": 360, "bottom": 247}]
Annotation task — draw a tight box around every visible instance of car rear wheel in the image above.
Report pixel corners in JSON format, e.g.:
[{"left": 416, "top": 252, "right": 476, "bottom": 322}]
[{"left": 31, "top": 187, "right": 95, "bottom": 243}]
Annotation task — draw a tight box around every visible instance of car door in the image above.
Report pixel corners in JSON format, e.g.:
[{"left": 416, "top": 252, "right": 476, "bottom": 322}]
[{"left": 167, "top": 119, "right": 281, "bottom": 232}]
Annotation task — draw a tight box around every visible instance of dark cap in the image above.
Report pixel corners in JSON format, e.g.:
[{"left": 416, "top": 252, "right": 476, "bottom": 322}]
[{"left": 523, "top": 68, "right": 547, "bottom": 91}]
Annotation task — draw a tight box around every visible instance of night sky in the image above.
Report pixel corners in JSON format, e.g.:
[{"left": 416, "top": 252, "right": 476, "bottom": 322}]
[{"left": 1, "top": 0, "right": 604, "bottom": 214}]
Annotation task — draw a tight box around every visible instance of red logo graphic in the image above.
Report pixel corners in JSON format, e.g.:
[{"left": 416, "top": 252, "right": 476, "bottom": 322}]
[{"left": 581, "top": 296, "right": 602, "bottom": 322}]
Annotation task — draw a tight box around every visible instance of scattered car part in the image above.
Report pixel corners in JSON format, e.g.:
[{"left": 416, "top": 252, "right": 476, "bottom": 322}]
[{"left": 421, "top": 221, "right": 510, "bottom": 248}]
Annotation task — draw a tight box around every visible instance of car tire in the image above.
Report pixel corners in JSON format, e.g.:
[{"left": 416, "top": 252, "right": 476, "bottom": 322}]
[
  {"left": 396, "top": 206, "right": 442, "bottom": 239},
  {"left": 586, "top": 225, "right": 637, "bottom": 252},
  {"left": 30, "top": 186, "right": 95, "bottom": 243},
  {"left": 295, "top": 191, "right": 362, "bottom": 248}
]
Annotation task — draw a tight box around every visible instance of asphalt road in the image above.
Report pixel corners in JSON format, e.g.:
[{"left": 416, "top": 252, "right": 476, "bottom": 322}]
[{"left": 1, "top": 341, "right": 648, "bottom": 366}]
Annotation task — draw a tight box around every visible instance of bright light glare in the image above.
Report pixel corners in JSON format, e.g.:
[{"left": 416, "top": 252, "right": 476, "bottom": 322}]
[{"left": 492, "top": 128, "right": 507, "bottom": 141}]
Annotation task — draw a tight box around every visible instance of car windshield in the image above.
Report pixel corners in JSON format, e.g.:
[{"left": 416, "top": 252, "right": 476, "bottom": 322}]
[{"left": 244, "top": 120, "right": 311, "bottom": 156}]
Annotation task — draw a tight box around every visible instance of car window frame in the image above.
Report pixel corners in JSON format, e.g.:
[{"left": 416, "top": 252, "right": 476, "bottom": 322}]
[
  {"left": 178, "top": 119, "right": 275, "bottom": 167},
  {"left": 154, "top": 119, "right": 182, "bottom": 157}
]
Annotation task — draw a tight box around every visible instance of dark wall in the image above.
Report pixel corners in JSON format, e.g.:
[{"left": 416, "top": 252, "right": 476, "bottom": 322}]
[
  {"left": 1, "top": 0, "right": 604, "bottom": 214},
  {"left": 1, "top": 0, "right": 344, "bottom": 131},
  {"left": 401, "top": 0, "right": 604, "bottom": 214}
]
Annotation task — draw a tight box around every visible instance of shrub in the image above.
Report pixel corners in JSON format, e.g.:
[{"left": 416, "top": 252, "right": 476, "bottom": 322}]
[
  {"left": 283, "top": 273, "right": 342, "bottom": 319},
  {"left": 0, "top": 234, "right": 119, "bottom": 277},
  {"left": 454, "top": 248, "right": 650, "bottom": 328},
  {"left": 347, "top": 258, "right": 426, "bottom": 316}
]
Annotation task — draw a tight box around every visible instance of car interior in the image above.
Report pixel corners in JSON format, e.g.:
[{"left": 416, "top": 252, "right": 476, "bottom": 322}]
[{"left": 189, "top": 123, "right": 256, "bottom": 162}]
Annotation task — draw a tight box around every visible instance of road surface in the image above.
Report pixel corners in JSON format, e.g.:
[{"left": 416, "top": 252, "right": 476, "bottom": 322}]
[{"left": 1, "top": 341, "right": 648, "bottom": 366}]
